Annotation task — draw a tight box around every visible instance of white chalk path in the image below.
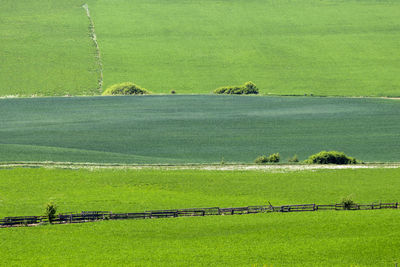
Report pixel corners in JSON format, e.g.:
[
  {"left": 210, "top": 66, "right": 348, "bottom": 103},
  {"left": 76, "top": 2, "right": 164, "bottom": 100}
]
[{"left": 82, "top": 4, "right": 103, "bottom": 92}]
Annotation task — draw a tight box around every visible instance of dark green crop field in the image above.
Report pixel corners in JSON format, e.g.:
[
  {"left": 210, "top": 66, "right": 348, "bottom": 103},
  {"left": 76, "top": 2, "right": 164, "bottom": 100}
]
[
  {"left": 1, "top": 0, "right": 400, "bottom": 96},
  {"left": 0, "top": 96, "right": 399, "bottom": 164}
]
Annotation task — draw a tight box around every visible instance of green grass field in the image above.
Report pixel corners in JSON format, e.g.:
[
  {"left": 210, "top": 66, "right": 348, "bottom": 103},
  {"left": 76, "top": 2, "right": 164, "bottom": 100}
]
[
  {"left": 1, "top": 0, "right": 400, "bottom": 96},
  {"left": 87, "top": 0, "right": 400, "bottom": 96},
  {"left": 0, "top": 96, "right": 399, "bottom": 164},
  {"left": 1, "top": 167, "right": 400, "bottom": 265},
  {"left": 0, "top": 0, "right": 98, "bottom": 96},
  {"left": 1, "top": 167, "right": 399, "bottom": 217},
  {"left": 2, "top": 211, "right": 400, "bottom": 266}
]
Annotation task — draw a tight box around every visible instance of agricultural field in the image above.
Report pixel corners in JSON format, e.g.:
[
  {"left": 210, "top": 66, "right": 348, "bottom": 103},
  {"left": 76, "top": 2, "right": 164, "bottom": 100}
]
[
  {"left": 1, "top": 167, "right": 400, "bottom": 265},
  {"left": 0, "top": 0, "right": 99, "bottom": 96},
  {"left": 1, "top": 0, "right": 400, "bottom": 96},
  {"left": 2, "top": 211, "right": 400, "bottom": 266},
  {"left": 1, "top": 167, "right": 400, "bottom": 217},
  {"left": 2, "top": 0, "right": 400, "bottom": 265},
  {"left": 0, "top": 96, "right": 399, "bottom": 164}
]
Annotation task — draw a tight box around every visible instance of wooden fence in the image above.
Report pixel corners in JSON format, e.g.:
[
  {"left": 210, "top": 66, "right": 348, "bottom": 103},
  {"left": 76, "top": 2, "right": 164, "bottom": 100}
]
[{"left": 1, "top": 202, "right": 398, "bottom": 227}]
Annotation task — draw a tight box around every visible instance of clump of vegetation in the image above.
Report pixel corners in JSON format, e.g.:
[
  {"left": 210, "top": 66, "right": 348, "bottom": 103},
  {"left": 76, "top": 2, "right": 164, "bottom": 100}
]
[
  {"left": 304, "top": 151, "right": 358, "bottom": 164},
  {"left": 102, "top": 82, "right": 150, "bottom": 95},
  {"left": 214, "top": 81, "right": 259, "bottom": 95},
  {"left": 288, "top": 154, "right": 299, "bottom": 163},
  {"left": 45, "top": 202, "right": 57, "bottom": 224},
  {"left": 341, "top": 196, "right": 355, "bottom": 210},
  {"left": 170, "top": 90, "right": 176, "bottom": 94},
  {"left": 255, "top": 153, "right": 280, "bottom": 164}
]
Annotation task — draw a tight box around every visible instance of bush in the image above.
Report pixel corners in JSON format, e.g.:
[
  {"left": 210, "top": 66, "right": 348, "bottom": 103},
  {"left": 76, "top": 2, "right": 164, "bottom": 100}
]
[
  {"left": 255, "top": 155, "right": 268, "bottom": 164},
  {"left": 102, "top": 82, "right": 150, "bottom": 95},
  {"left": 45, "top": 202, "right": 57, "bottom": 224},
  {"left": 214, "top": 81, "right": 259, "bottom": 95},
  {"left": 341, "top": 196, "right": 355, "bottom": 210},
  {"left": 243, "top": 81, "right": 258, "bottom": 94},
  {"left": 288, "top": 154, "right": 299, "bottom": 163},
  {"left": 304, "top": 151, "right": 358, "bottom": 164},
  {"left": 267, "top": 153, "right": 280, "bottom": 163},
  {"left": 170, "top": 90, "right": 176, "bottom": 94},
  {"left": 255, "top": 153, "right": 280, "bottom": 164}
]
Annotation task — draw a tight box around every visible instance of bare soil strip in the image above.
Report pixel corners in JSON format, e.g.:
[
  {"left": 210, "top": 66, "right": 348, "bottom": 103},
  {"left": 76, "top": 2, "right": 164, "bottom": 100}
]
[{"left": 82, "top": 4, "right": 103, "bottom": 92}]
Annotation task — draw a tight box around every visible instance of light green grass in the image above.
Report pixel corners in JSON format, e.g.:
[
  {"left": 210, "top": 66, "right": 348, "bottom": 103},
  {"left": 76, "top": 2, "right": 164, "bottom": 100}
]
[
  {"left": 1, "top": 210, "right": 400, "bottom": 266},
  {"left": 0, "top": 96, "right": 399, "bottom": 164},
  {"left": 1, "top": 167, "right": 399, "bottom": 217},
  {"left": 2, "top": 167, "right": 400, "bottom": 265},
  {"left": 88, "top": 0, "right": 400, "bottom": 96},
  {"left": 0, "top": 0, "right": 98, "bottom": 96}
]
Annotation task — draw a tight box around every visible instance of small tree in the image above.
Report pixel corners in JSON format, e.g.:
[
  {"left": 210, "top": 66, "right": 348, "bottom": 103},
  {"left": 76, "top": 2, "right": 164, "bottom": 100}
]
[{"left": 45, "top": 202, "right": 57, "bottom": 224}]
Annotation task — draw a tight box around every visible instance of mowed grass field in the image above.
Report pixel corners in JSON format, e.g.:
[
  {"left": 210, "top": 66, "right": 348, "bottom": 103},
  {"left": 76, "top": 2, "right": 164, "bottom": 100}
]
[
  {"left": 1, "top": 0, "right": 400, "bottom": 96},
  {"left": 87, "top": 0, "right": 400, "bottom": 96},
  {"left": 0, "top": 96, "right": 399, "bottom": 164},
  {"left": 0, "top": 0, "right": 98, "bottom": 96},
  {"left": 1, "top": 167, "right": 400, "bottom": 265}
]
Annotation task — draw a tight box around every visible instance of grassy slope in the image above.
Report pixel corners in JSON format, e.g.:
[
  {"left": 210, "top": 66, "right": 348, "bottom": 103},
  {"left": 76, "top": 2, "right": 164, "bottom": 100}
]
[
  {"left": 89, "top": 0, "right": 400, "bottom": 96},
  {"left": 0, "top": 0, "right": 98, "bottom": 96},
  {"left": 1, "top": 168, "right": 399, "bottom": 217},
  {"left": 1, "top": 167, "right": 400, "bottom": 265},
  {"left": 0, "top": 96, "right": 399, "bottom": 164}
]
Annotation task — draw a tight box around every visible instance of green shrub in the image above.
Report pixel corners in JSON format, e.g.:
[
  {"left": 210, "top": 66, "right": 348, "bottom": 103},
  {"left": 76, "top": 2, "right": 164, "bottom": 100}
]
[
  {"left": 102, "top": 82, "right": 150, "bottom": 95},
  {"left": 305, "top": 151, "right": 358, "bottom": 164},
  {"left": 214, "top": 81, "right": 259, "bottom": 95},
  {"left": 267, "top": 153, "right": 280, "bottom": 163},
  {"left": 45, "top": 202, "right": 57, "bottom": 224},
  {"left": 341, "top": 196, "right": 355, "bottom": 210},
  {"left": 243, "top": 81, "right": 259, "bottom": 94},
  {"left": 255, "top": 155, "right": 269, "bottom": 164},
  {"left": 288, "top": 154, "right": 299, "bottom": 163},
  {"left": 255, "top": 153, "right": 280, "bottom": 164}
]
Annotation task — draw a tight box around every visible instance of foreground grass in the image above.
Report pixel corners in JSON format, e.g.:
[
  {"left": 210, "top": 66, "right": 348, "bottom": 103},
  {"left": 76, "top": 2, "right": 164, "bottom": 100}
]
[
  {"left": 0, "top": 0, "right": 98, "bottom": 96},
  {"left": 1, "top": 167, "right": 399, "bottom": 217},
  {"left": 88, "top": 0, "right": 400, "bottom": 96},
  {"left": 0, "top": 96, "right": 399, "bottom": 164},
  {"left": 1, "top": 211, "right": 399, "bottom": 266}
]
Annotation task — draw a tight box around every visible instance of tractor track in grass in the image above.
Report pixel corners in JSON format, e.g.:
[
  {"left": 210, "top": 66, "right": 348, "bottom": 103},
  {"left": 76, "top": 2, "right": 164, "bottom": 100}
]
[{"left": 82, "top": 3, "right": 103, "bottom": 92}]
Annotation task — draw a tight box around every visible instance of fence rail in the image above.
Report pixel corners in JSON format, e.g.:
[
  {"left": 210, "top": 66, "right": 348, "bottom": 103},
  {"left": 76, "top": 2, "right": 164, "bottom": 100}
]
[{"left": 1, "top": 202, "right": 398, "bottom": 227}]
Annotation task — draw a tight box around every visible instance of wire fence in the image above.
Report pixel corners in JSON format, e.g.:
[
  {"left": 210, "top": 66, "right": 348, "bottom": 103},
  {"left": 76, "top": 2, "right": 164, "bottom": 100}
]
[{"left": 1, "top": 202, "right": 398, "bottom": 227}]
